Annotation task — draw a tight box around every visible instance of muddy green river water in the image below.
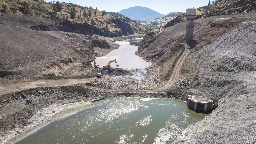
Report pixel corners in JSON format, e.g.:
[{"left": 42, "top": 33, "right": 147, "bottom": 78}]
[{"left": 17, "top": 97, "right": 205, "bottom": 144}]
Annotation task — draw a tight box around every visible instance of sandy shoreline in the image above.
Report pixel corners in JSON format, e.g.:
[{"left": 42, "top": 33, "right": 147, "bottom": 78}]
[{"left": 3, "top": 100, "right": 95, "bottom": 144}]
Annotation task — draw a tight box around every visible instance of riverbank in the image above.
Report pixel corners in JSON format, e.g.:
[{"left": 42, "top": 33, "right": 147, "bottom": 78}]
[
  {"left": 0, "top": 85, "right": 108, "bottom": 144},
  {"left": 5, "top": 100, "right": 93, "bottom": 144}
]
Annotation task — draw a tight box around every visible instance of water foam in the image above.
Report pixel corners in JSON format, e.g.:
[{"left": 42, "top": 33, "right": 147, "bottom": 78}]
[{"left": 136, "top": 116, "right": 152, "bottom": 126}]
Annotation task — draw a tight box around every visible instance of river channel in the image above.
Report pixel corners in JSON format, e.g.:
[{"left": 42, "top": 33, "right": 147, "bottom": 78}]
[
  {"left": 17, "top": 97, "right": 205, "bottom": 144},
  {"left": 94, "top": 41, "right": 151, "bottom": 70}
]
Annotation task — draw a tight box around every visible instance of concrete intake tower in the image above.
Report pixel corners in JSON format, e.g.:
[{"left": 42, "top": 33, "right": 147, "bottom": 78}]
[{"left": 186, "top": 8, "right": 196, "bottom": 47}]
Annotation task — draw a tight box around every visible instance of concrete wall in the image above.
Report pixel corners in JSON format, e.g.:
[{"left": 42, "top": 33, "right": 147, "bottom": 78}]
[{"left": 187, "top": 99, "right": 214, "bottom": 112}]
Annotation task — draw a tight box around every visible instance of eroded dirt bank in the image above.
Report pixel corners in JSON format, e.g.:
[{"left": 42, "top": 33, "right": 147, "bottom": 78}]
[{"left": 0, "top": 14, "right": 119, "bottom": 84}]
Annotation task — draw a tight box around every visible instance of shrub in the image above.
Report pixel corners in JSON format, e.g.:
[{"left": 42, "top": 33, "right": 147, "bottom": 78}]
[
  {"left": 18, "top": 1, "right": 31, "bottom": 15},
  {"left": 2, "top": 4, "right": 7, "bottom": 10},
  {"left": 102, "top": 10, "right": 107, "bottom": 16},
  {"left": 1, "top": 3, "right": 11, "bottom": 13}
]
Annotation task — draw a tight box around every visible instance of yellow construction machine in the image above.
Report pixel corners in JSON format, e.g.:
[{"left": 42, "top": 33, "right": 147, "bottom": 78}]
[
  {"left": 103, "top": 59, "right": 117, "bottom": 69},
  {"left": 94, "top": 59, "right": 118, "bottom": 78}
]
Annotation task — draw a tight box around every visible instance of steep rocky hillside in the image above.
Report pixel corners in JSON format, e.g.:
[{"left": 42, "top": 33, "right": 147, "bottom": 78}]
[
  {"left": 138, "top": 12, "right": 256, "bottom": 143},
  {"left": 199, "top": 0, "right": 256, "bottom": 16},
  {"left": 175, "top": 16, "right": 256, "bottom": 143},
  {"left": 0, "top": 0, "right": 145, "bottom": 37}
]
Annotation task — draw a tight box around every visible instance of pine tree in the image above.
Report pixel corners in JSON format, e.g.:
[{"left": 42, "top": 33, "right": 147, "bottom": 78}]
[
  {"left": 52, "top": 1, "right": 62, "bottom": 12},
  {"left": 70, "top": 7, "right": 76, "bottom": 19},
  {"left": 83, "top": 10, "right": 87, "bottom": 18},
  {"left": 88, "top": 10, "right": 92, "bottom": 17},
  {"left": 91, "top": 19, "right": 95, "bottom": 25},
  {"left": 94, "top": 7, "right": 97, "bottom": 16},
  {"left": 55, "top": 1, "right": 62, "bottom": 11}
]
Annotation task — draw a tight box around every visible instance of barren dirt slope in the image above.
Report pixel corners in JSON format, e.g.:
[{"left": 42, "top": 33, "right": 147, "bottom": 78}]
[
  {"left": 175, "top": 19, "right": 256, "bottom": 144},
  {"left": 0, "top": 17, "right": 118, "bottom": 82},
  {"left": 0, "top": 23, "right": 92, "bottom": 80}
]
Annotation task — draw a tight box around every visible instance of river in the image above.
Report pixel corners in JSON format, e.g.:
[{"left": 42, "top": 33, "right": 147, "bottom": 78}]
[
  {"left": 94, "top": 41, "right": 151, "bottom": 70},
  {"left": 17, "top": 97, "right": 205, "bottom": 144}
]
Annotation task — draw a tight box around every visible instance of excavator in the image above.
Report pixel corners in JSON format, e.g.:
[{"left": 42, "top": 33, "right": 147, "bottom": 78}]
[
  {"left": 103, "top": 59, "right": 117, "bottom": 70},
  {"left": 94, "top": 59, "right": 118, "bottom": 78}
]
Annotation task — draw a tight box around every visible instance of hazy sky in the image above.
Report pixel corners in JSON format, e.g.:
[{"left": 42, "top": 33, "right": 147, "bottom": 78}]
[{"left": 45, "top": 0, "right": 209, "bottom": 14}]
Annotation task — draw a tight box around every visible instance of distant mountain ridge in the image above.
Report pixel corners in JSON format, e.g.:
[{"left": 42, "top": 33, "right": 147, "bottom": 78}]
[{"left": 119, "top": 6, "right": 164, "bottom": 21}]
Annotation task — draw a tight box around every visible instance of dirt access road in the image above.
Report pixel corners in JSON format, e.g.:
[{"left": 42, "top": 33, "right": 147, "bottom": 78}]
[
  {"left": 0, "top": 78, "right": 162, "bottom": 96},
  {"left": 161, "top": 47, "right": 190, "bottom": 90},
  {"left": 0, "top": 79, "right": 91, "bottom": 96}
]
